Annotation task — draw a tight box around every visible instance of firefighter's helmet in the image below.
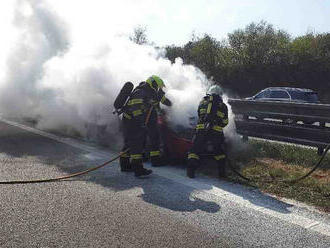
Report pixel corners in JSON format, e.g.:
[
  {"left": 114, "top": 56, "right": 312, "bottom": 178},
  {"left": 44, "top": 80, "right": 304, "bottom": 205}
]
[
  {"left": 207, "top": 85, "right": 223, "bottom": 96},
  {"left": 146, "top": 75, "right": 165, "bottom": 91}
]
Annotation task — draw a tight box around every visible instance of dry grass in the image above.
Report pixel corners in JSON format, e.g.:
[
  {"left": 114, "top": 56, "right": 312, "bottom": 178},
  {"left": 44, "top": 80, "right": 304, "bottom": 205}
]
[{"left": 229, "top": 150, "right": 330, "bottom": 212}]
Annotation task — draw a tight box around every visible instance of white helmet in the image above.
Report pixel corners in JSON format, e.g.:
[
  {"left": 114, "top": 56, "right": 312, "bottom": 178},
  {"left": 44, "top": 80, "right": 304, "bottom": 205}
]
[{"left": 207, "top": 85, "right": 223, "bottom": 96}]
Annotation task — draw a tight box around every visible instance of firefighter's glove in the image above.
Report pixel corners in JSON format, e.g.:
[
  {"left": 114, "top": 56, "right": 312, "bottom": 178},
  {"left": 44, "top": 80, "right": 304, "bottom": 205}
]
[
  {"left": 157, "top": 88, "right": 165, "bottom": 99},
  {"left": 163, "top": 98, "right": 172, "bottom": 107},
  {"left": 157, "top": 88, "right": 172, "bottom": 107}
]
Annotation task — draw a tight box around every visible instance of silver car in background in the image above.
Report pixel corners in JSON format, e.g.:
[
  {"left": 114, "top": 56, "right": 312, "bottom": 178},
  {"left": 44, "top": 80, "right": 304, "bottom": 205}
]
[
  {"left": 246, "top": 87, "right": 320, "bottom": 103},
  {"left": 245, "top": 87, "right": 320, "bottom": 124}
]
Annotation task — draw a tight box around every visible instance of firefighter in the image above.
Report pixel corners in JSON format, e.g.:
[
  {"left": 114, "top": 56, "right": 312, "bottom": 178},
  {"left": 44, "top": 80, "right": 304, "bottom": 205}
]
[
  {"left": 120, "top": 75, "right": 166, "bottom": 177},
  {"left": 187, "top": 85, "right": 229, "bottom": 178},
  {"left": 147, "top": 88, "right": 172, "bottom": 167},
  {"left": 114, "top": 81, "right": 134, "bottom": 172}
]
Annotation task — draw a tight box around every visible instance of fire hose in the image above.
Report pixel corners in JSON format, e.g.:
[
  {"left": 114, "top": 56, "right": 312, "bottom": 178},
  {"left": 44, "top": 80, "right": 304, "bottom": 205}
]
[
  {"left": 0, "top": 149, "right": 128, "bottom": 185},
  {"left": 226, "top": 143, "right": 330, "bottom": 183},
  {"left": 0, "top": 107, "right": 154, "bottom": 185}
]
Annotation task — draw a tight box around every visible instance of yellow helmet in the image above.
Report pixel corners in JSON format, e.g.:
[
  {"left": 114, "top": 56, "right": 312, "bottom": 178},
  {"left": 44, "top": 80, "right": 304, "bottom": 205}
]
[{"left": 146, "top": 75, "right": 165, "bottom": 91}]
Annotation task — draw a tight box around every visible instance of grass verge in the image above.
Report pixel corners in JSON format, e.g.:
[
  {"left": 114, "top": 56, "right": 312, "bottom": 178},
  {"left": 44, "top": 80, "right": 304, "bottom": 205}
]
[{"left": 206, "top": 140, "right": 330, "bottom": 212}]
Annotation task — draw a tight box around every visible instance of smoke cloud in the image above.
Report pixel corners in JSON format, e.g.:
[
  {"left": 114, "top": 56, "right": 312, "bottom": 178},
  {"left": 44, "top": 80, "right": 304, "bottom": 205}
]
[{"left": 0, "top": 0, "right": 238, "bottom": 148}]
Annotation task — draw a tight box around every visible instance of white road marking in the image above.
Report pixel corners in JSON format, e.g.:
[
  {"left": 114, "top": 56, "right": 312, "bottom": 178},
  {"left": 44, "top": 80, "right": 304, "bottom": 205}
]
[{"left": 1, "top": 117, "right": 329, "bottom": 237}]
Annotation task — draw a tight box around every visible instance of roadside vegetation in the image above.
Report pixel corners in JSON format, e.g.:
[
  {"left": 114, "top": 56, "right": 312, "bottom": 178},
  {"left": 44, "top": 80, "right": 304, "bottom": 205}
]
[
  {"left": 226, "top": 140, "right": 330, "bottom": 212},
  {"left": 164, "top": 21, "right": 330, "bottom": 103},
  {"left": 157, "top": 21, "right": 330, "bottom": 210}
]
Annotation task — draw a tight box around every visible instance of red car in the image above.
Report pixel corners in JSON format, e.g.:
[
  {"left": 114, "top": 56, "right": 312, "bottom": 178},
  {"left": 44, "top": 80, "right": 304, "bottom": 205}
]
[
  {"left": 158, "top": 113, "right": 226, "bottom": 162},
  {"left": 158, "top": 114, "right": 194, "bottom": 161}
]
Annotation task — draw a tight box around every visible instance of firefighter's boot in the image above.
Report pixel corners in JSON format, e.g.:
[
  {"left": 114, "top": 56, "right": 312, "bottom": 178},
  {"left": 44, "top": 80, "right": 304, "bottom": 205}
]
[
  {"left": 133, "top": 162, "right": 153, "bottom": 177},
  {"left": 120, "top": 157, "right": 133, "bottom": 172},
  {"left": 217, "top": 159, "right": 227, "bottom": 178},
  {"left": 187, "top": 159, "right": 199, "bottom": 178}
]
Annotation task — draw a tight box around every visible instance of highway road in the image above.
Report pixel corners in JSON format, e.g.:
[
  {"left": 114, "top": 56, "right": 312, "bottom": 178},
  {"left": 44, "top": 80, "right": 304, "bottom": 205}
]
[{"left": 0, "top": 119, "right": 329, "bottom": 247}]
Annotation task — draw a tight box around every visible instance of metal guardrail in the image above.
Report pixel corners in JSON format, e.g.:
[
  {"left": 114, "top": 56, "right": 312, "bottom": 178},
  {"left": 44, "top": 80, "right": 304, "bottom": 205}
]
[{"left": 228, "top": 99, "right": 330, "bottom": 154}]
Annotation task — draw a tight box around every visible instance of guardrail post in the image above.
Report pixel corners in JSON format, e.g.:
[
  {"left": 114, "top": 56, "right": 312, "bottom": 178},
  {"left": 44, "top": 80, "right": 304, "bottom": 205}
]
[
  {"left": 318, "top": 122, "right": 326, "bottom": 155},
  {"left": 242, "top": 135, "right": 248, "bottom": 142},
  {"left": 242, "top": 114, "right": 248, "bottom": 142},
  {"left": 318, "top": 147, "right": 324, "bottom": 156}
]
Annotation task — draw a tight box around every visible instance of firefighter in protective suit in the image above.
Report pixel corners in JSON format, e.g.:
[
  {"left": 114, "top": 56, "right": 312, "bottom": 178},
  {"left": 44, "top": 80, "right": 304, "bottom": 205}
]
[
  {"left": 120, "top": 75, "right": 166, "bottom": 177},
  {"left": 187, "top": 85, "right": 229, "bottom": 178},
  {"left": 147, "top": 88, "right": 172, "bottom": 167}
]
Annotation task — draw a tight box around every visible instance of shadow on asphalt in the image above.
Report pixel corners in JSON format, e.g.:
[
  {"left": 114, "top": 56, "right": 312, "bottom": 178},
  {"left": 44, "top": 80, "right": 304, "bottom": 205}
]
[
  {"left": 0, "top": 123, "right": 291, "bottom": 214},
  {"left": 82, "top": 169, "right": 221, "bottom": 213},
  {"left": 60, "top": 159, "right": 292, "bottom": 215}
]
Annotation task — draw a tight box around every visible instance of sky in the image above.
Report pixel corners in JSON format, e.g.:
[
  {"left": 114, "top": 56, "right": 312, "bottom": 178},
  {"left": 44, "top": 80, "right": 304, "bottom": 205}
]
[
  {"left": 1, "top": 0, "right": 330, "bottom": 47},
  {"left": 142, "top": 0, "right": 330, "bottom": 46},
  {"left": 66, "top": 0, "right": 330, "bottom": 46},
  {"left": 56, "top": 0, "right": 330, "bottom": 46}
]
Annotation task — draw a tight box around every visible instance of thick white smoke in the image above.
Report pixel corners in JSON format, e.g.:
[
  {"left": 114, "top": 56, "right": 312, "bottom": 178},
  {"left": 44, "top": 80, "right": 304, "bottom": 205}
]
[{"left": 0, "top": 0, "right": 237, "bottom": 147}]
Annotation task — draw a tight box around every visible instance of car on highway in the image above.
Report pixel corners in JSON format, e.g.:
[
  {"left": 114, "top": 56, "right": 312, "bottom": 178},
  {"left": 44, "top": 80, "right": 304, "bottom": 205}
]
[
  {"left": 245, "top": 87, "right": 320, "bottom": 124},
  {"left": 245, "top": 87, "right": 320, "bottom": 103}
]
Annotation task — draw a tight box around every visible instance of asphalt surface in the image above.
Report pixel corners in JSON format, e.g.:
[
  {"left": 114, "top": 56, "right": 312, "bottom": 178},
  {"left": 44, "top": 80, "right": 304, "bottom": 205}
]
[{"left": 0, "top": 120, "right": 330, "bottom": 248}]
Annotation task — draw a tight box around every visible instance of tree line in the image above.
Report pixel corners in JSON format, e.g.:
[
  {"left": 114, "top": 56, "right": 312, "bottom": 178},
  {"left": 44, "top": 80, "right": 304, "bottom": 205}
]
[{"left": 164, "top": 21, "right": 330, "bottom": 102}]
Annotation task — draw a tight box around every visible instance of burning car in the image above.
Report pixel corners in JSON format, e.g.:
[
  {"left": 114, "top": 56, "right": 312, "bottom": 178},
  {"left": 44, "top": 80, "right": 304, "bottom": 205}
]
[
  {"left": 158, "top": 114, "right": 194, "bottom": 161},
  {"left": 157, "top": 113, "right": 223, "bottom": 162}
]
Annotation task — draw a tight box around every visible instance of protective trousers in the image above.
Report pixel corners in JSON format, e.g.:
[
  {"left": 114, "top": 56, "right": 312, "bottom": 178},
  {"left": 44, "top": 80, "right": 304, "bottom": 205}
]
[
  {"left": 187, "top": 129, "right": 226, "bottom": 178},
  {"left": 120, "top": 117, "right": 132, "bottom": 172},
  {"left": 125, "top": 118, "right": 153, "bottom": 177},
  {"left": 146, "top": 109, "right": 164, "bottom": 166},
  {"left": 125, "top": 120, "right": 145, "bottom": 163}
]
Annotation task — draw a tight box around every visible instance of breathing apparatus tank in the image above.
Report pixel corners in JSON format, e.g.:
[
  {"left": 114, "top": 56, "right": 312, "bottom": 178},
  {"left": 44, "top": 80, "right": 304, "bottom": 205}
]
[{"left": 113, "top": 81, "right": 134, "bottom": 114}]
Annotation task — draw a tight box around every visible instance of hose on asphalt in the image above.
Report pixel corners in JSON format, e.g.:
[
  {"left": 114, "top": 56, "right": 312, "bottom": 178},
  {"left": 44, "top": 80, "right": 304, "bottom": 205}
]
[{"left": 0, "top": 149, "right": 129, "bottom": 185}]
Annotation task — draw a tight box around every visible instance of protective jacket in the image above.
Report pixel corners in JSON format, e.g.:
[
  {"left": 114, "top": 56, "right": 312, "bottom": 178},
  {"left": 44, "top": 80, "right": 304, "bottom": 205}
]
[
  {"left": 195, "top": 94, "right": 228, "bottom": 133},
  {"left": 122, "top": 82, "right": 159, "bottom": 125}
]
